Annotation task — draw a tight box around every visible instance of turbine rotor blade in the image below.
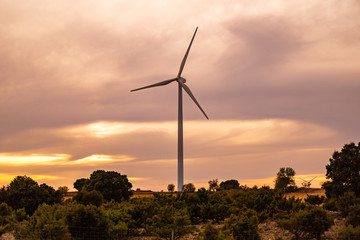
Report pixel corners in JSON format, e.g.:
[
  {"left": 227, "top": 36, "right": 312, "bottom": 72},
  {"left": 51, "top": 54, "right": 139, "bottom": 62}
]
[
  {"left": 178, "top": 80, "right": 208, "bottom": 119},
  {"left": 177, "top": 27, "right": 198, "bottom": 78},
  {"left": 130, "top": 78, "right": 177, "bottom": 92},
  {"left": 309, "top": 177, "right": 317, "bottom": 182}
]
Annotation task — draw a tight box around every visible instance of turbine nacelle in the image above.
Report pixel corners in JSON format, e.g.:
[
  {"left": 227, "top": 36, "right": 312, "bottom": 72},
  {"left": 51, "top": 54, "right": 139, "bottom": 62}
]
[{"left": 177, "top": 77, "right": 186, "bottom": 83}]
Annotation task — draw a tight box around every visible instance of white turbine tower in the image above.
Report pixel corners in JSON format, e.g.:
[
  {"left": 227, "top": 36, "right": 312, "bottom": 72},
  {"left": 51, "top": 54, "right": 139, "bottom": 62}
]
[{"left": 131, "top": 27, "right": 208, "bottom": 191}]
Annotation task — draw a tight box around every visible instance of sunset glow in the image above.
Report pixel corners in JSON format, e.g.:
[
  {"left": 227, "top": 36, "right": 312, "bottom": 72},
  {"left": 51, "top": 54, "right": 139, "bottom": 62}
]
[{"left": 1, "top": 0, "right": 358, "bottom": 191}]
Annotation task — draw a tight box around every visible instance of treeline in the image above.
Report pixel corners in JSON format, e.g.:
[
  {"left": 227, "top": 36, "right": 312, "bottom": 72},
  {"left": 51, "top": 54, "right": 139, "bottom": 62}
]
[
  {"left": 0, "top": 180, "right": 309, "bottom": 239},
  {"left": 0, "top": 142, "right": 359, "bottom": 239}
]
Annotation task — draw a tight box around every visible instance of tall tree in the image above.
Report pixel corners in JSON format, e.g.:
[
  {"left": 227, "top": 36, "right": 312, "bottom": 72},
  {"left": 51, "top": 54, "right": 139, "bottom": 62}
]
[
  {"left": 274, "top": 167, "right": 297, "bottom": 192},
  {"left": 5, "top": 176, "right": 62, "bottom": 215},
  {"left": 322, "top": 142, "right": 360, "bottom": 198},
  {"left": 220, "top": 179, "right": 239, "bottom": 190},
  {"left": 167, "top": 184, "right": 175, "bottom": 192},
  {"left": 208, "top": 179, "right": 219, "bottom": 191},
  {"left": 182, "top": 183, "right": 196, "bottom": 192},
  {"left": 73, "top": 178, "right": 89, "bottom": 191},
  {"left": 75, "top": 170, "right": 133, "bottom": 202}
]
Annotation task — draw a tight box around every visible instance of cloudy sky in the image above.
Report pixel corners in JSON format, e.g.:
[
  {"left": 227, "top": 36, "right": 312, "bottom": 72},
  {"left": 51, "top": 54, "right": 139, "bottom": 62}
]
[{"left": 1, "top": 0, "right": 359, "bottom": 191}]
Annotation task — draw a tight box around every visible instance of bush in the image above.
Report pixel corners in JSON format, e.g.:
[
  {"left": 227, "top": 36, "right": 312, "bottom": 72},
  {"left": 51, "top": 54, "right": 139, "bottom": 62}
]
[
  {"left": 304, "top": 195, "right": 325, "bottom": 205},
  {"left": 338, "top": 225, "right": 360, "bottom": 240},
  {"left": 278, "top": 206, "right": 333, "bottom": 240},
  {"left": 66, "top": 203, "right": 111, "bottom": 240},
  {"left": 0, "top": 202, "right": 16, "bottom": 234},
  {"left": 182, "top": 183, "right": 196, "bottom": 192},
  {"left": 17, "top": 204, "right": 68, "bottom": 240},
  {"left": 338, "top": 191, "right": 360, "bottom": 217},
  {"left": 203, "top": 222, "right": 220, "bottom": 240},
  {"left": 145, "top": 206, "right": 194, "bottom": 238},
  {"left": 222, "top": 209, "right": 260, "bottom": 240},
  {"left": 323, "top": 198, "right": 338, "bottom": 211},
  {"left": 346, "top": 205, "right": 360, "bottom": 227},
  {"left": 102, "top": 201, "right": 131, "bottom": 238},
  {"left": 73, "top": 190, "right": 104, "bottom": 206},
  {"left": 14, "top": 208, "right": 27, "bottom": 221}
]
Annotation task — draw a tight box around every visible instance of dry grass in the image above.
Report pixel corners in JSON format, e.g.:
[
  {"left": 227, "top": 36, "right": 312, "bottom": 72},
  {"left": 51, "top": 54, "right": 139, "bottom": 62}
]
[{"left": 284, "top": 188, "right": 325, "bottom": 200}]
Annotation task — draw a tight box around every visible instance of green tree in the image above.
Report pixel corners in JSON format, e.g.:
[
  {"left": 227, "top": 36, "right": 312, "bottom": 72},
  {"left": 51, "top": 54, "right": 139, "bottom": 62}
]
[
  {"left": 5, "top": 176, "right": 62, "bottom": 215},
  {"left": 76, "top": 170, "right": 133, "bottom": 202},
  {"left": 17, "top": 204, "right": 68, "bottom": 240},
  {"left": 38, "top": 183, "right": 63, "bottom": 205},
  {"left": 278, "top": 206, "right": 333, "bottom": 240},
  {"left": 222, "top": 209, "right": 260, "bottom": 240},
  {"left": 73, "top": 190, "right": 104, "bottom": 206},
  {"left": 205, "top": 223, "right": 220, "bottom": 240},
  {"left": 167, "top": 184, "right": 175, "bottom": 192},
  {"left": 0, "top": 202, "right": 16, "bottom": 235},
  {"left": 66, "top": 203, "right": 111, "bottom": 240},
  {"left": 322, "top": 142, "right": 360, "bottom": 198},
  {"left": 145, "top": 206, "right": 193, "bottom": 238},
  {"left": 220, "top": 179, "right": 239, "bottom": 190},
  {"left": 274, "top": 167, "right": 297, "bottom": 192},
  {"left": 102, "top": 201, "right": 131, "bottom": 239},
  {"left": 182, "top": 183, "right": 196, "bottom": 192},
  {"left": 338, "top": 225, "right": 360, "bottom": 240},
  {"left": 346, "top": 204, "right": 360, "bottom": 227},
  {"left": 304, "top": 195, "right": 325, "bottom": 206},
  {"left": 57, "top": 186, "right": 69, "bottom": 196},
  {"left": 337, "top": 191, "right": 360, "bottom": 217},
  {"left": 73, "top": 178, "right": 89, "bottom": 191},
  {"left": 208, "top": 179, "right": 219, "bottom": 191}
]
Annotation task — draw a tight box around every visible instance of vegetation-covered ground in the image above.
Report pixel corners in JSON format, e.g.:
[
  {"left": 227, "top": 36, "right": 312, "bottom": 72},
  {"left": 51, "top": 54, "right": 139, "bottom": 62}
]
[{"left": 0, "top": 142, "right": 359, "bottom": 239}]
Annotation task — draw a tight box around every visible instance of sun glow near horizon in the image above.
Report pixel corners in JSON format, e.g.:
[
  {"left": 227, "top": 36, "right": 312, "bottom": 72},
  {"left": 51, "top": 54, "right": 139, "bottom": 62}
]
[{"left": 0, "top": 119, "right": 336, "bottom": 190}]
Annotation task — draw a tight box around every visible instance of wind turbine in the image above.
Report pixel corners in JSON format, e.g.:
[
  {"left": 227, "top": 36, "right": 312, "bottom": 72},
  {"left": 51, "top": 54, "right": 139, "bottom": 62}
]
[
  {"left": 130, "top": 27, "right": 208, "bottom": 192},
  {"left": 300, "top": 177, "right": 317, "bottom": 189}
]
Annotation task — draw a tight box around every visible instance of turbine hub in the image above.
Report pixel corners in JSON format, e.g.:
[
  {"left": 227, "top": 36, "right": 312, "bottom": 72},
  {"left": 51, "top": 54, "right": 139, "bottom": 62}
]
[{"left": 179, "top": 77, "right": 186, "bottom": 83}]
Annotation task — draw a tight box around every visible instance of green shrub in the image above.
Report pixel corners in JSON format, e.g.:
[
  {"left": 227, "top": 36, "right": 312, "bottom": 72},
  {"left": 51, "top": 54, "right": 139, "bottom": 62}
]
[
  {"left": 346, "top": 205, "right": 360, "bottom": 227},
  {"left": 202, "top": 222, "right": 220, "bottom": 240},
  {"left": 145, "top": 206, "right": 194, "bottom": 238},
  {"left": 65, "top": 203, "right": 111, "bottom": 240},
  {"left": 73, "top": 190, "right": 104, "bottom": 206},
  {"left": 338, "top": 191, "right": 360, "bottom": 217},
  {"left": 304, "top": 195, "right": 325, "bottom": 205},
  {"left": 338, "top": 225, "right": 360, "bottom": 240},
  {"left": 102, "top": 201, "right": 131, "bottom": 238},
  {"left": 0, "top": 202, "right": 16, "bottom": 234},
  {"left": 222, "top": 209, "right": 260, "bottom": 240},
  {"left": 323, "top": 198, "right": 338, "bottom": 211},
  {"left": 108, "top": 221, "right": 128, "bottom": 239},
  {"left": 17, "top": 204, "right": 68, "bottom": 240},
  {"left": 182, "top": 183, "right": 196, "bottom": 192},
  {"left": 0, "top": 225, "right": 6, "bottom": 236},
  {"left": 14, "top": 208, "right": 27, "bottom": 221},
  {"left": 278, "top": 206, "right": 333, "bottom": 240}
]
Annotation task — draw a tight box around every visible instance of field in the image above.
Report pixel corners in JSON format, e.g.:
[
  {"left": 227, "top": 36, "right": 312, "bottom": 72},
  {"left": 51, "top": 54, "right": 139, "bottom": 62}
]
[{"left": 284, "top": 188, "right": 325, "bottom": 200}]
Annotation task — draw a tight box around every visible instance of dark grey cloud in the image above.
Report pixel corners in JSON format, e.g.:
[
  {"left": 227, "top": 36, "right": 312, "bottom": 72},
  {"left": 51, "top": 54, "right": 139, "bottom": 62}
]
[{"left": 201, "top": 15, "right": 360, "bottom": 139}]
